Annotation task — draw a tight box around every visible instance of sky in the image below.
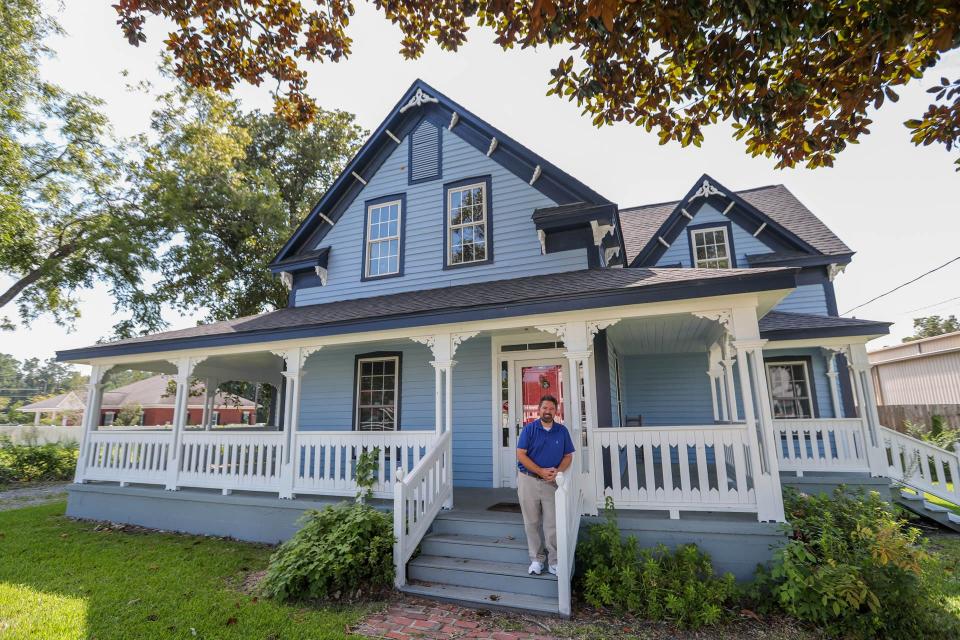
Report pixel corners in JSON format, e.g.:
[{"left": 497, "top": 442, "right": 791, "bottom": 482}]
[{"left": 3, "top": 2, "right": 960, "bottom": 370}]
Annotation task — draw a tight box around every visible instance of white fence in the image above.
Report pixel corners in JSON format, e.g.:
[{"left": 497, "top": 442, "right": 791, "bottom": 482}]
[
  {"left": 83, "top": 431, "right": 172, "bottom": 484},
  {"left": 775, "top": 418, "right": 870, "bottom": 475},
  {"left": 555, "top": 467, "right": 589, "bottom": 616},
  {"left": 881, "top": 425, "right": 960, "bottom": 505},
  {"left": 0, "top": 425, "right": 82, "bottom": 444},
  {"left": 393, "top": 430, "right": 452, "bottom": 588},
  {"left": 178, "top": 431, "right": 286, "bottom": 493},
  {"left": 590, "top": 425, "right": 758, "bottom": 514},
  {"left": 293, "top": 431, "right": 436, "bottom": 498}
]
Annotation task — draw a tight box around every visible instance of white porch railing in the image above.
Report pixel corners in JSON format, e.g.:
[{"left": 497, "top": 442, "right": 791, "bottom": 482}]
[
  {"left": 177, "top": 431, "right": 286, "bottom": 492},
  {"left": 590, "top": 425, "right": 757, "bottom": 515},
  {"left": 555, "top": 467, "right": 589, "bottom": 617},
  {"left": 393, "top": 430, "right": 453, "bottom": 588},
  {"left": 83, "top": 431, "right": 172, "bottom": 484},
  {"left": 775, "top": 418, "right": 870, "bottom": 475},
  {"left": 293, "top": 431, "right": 436, "bottom": 498},
  {"left": 881, "top": 426, "right": 960, "bottom": 505}
]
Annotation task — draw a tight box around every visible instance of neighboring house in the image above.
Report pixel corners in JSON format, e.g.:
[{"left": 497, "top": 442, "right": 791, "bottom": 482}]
[
  {"left": 869, "top": 331, "right": 960, "bottom": 429},
  {"left": 19, "top": 375, "right": 258, "bottom": 428},
  {"left": 56, "top": 80, "right": 953, "bottom": 616}
]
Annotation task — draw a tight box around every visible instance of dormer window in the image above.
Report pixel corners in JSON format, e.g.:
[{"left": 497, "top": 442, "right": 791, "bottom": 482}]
[
  {"left": 445, "top": 176, "right": 492, "bottom": 268},
  {"left": 690, "top": 225, "right": 733, "bottom": 268},
  {"left": 363, "top": 195, "right": 405, "bottom": 279}
]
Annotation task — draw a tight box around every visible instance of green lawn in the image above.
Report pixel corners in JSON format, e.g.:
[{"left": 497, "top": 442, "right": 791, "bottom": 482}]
[{"left": 0, "top": 502, "right": 371, "bottom": 639}]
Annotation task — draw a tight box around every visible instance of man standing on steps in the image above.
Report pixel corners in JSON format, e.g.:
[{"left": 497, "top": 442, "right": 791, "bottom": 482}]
[{"left": 516, "top": 394, "right": 575, "bottom": 576}]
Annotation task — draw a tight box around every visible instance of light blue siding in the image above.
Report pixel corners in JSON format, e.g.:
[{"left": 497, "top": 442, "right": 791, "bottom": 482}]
[
  {"left": 655, "top": 203, "right": 773, "bottom": 268},
  {"left": 773, "top": 284, "right": 829, "bottom": 315},
  {"left": 295, "top": 127, "right": 588, "bottom": 306},
  {"left": 764, "top": 348, "right": 835, "bottom": 418},
  {"left": 297, "top": 336, "right": 493, "bottom": 487},
  {"left": 620, "top": 353, "right": 715, "bottom": 426}
]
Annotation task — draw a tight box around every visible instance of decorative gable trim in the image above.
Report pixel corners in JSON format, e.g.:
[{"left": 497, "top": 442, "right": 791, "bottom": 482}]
[
  {"left": 629, "top": 173, "right": 820, "bottom": 268},
  {"left": 271, "top": 79, "right": 612, "bottom": 268}
]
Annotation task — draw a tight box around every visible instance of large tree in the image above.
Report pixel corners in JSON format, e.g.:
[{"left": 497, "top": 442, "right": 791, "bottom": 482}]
[
  {"left": 122, "top": 77, "right": 365, "bottom": 336},
  {"left": 114, "top": 1, "right": 960, "bottom": 169},
  {"left": 903, "top": 315, "right": 960, "bottom": 342},
  {"left": 0, "top": 0, "right": 168, "bottom": 330}
]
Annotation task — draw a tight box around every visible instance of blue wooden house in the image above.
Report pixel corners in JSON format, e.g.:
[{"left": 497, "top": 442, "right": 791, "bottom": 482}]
[{"left": 58, "top": 80, "right": 955, "bottom": 616}]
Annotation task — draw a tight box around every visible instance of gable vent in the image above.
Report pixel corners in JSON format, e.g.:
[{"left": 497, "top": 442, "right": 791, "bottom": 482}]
[{"left": 408, "top": 120, "right": 441, "bottom": 183}]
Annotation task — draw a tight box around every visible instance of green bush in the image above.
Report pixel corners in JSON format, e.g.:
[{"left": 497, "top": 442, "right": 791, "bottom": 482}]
[
  {"left": 0, "top": 437, "right": 78, "bottom": 484},
  {"left": 262, "top": 501, "right": 394, "bottom": 601},
  {"left": 756, "top": 487, "right": 950, "bottom": 639},
  {"left": 577, "top": 497, "right": 737, "bottom": 629}
]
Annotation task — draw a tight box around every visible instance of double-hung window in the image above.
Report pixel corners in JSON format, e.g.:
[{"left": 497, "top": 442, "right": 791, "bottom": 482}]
[
  {"left": 691, "top": 226, "right": 732, "bottom": 268},
  {"left": 765, "top": 361, "right": 814, "bottom": 419},
  {"left": 355, "top": 355, "right": 400, "bottom": 431},
  {"left": 364, "top": 198, "right": 403, "bottom": 278},
  {"left": 446, "top": 180, "right": 490, "bottom": 266}
]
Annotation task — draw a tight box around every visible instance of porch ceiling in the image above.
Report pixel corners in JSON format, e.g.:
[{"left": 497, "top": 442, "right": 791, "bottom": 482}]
[
  {"left": 607, "top": 314, "right": 725, "bottom": 354},
  {"left": 103, "top": 351, "right": 284, "bottom": 386}
]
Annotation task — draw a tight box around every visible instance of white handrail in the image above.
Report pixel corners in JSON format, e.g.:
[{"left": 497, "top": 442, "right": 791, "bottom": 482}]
[
  {"left": 555, "top": 468, "right": 587, "bottom": 617},
  {"left": 774, "top": 418, "right": 871, "bottom": 474},
  {"left": 881, "top": 426, "right": 960, "bottom": 505},
  {"left": 393, "top": 429, "right": 453, "bottom": 588}
]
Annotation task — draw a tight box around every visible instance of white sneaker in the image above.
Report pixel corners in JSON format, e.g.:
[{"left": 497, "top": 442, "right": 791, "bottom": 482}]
[
  {"left": 528, "top": 561, "right": 544, "bottom": 575},
  {"left": 548, "top": 565, "right": 558, "bottom": 575}
]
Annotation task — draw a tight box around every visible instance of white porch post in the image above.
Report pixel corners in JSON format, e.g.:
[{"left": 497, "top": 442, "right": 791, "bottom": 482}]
[
  {"left": 847, "top": 343, "right": 888, "bottom": 476},
  {"left": 201, "top": 378, "right": 218, "bottom": 430},
  {"left": 74, "top": 365, "right": 107, "bottom": 483},
  {"left": 165, "top": 357, "right": 203, "bottom": 491},
  {"left": 730, "top": 307, "right": 785, "bottom": 523},
  {"left": 276, "top": 347, "right": 316, "bottom": 499},
  {"left": 822, "top": 349, "right": 843, "bottom": 419},
  {"left": 720, "top": 338, "right": 739, "bottom": 422},
  {"left": 431, "top": 362, "right": 443, "bottom": 436},
  {"left": 707, "top": 343, "right": 723, "bottom": 422}
]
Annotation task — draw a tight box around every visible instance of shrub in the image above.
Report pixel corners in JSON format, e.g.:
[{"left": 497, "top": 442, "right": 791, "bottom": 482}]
[
  {"left": 262, "top": 501, "right": 394, "bottom": 601},
  {"left": 756, "top": 487, "right": 949, "bottom": 639},
  {"left": 577, "top": 497, "right": 737, "bottom": 629},
  {"left": 0, "top": 436, "right": 78, "bottom": 484}
]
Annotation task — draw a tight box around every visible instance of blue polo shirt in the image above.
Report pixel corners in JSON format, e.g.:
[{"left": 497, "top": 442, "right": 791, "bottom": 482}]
[{"left": 517, "top": 419, "right": 575, "bottom": 473}]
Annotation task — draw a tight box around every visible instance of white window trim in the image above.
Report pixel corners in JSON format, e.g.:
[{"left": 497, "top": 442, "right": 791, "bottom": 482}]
[
  {"left": 365, "top": 199, "right": 403, "bottom": 278},
  {"left": 211, "top": 410, "right": 220, "bottom": 425},
  {"left": 447, "top": 182, "right": 489, "bottom": 266},
  {"left": 765, "top": 360, "right": 814, "bottom": 419},
  {"left": 103, "top": 411, "right": 115, "bottom": 426},
  {"left": 691, "top": 225, "right": 732, "bottom": 269},
  {"left": 355, "top": 355, "right": 400, "bottom": 432}
]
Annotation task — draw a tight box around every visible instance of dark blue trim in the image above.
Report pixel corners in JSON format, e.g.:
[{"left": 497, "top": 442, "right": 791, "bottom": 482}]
[
  {"left": 593, "top": 330, "right": 612, "bottom": 428},
  {"left": 57, "top": 271, "right": 799, "bottom": 361},
  {"left": 764, "top": 355, "right": 821, "bottom": 419},
  {"left": 760, "top": 322, "right": 891, "bottom": 341},
  {"left": 746, "top": 252, "right": 854, "bottom": 268},
  {"left": 442, "top": 175, "right": 494, "bottom": 270},
  {"left": 269, "top": 248, "right": 330, "bottom": 274},
  {"left": 824, "top": 280, "right": 840, "bottom": 316},
  {"left": 272, "top": 79, "right": 613, "bottom": 265},
  {"left": 836, "top": 353, "right": 856, "bottom": 418},
  {"left": 686, "top": 221, "right": 738, "bottom": 268},
  {"left": 631, "top": 173, "right": 820, "bottom": 268},
  {"left": 407, "top": 119, "right": 443, "bottom": 185},
  {"left": 352, "top": 351, "right": 403, "bottom": 431},
  {"left": 360, "top": 193, "right": 407, "bottom": 282}
]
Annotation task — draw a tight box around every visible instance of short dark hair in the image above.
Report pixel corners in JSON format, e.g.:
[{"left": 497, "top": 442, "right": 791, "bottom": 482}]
[{"left": 539, "top": 395, "right": 558, "bottom": 408}]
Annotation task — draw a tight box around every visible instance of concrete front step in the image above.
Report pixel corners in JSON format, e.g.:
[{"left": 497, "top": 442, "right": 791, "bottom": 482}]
[
  {"left": 431, "top": 511, "right": 527, "bottom": 539},
  {"left": 407, "top": 554, "right": 559, "bottom": 598},
  {"left": 401, "top": 581, "right": 560, "bottom": 616},
  {"left": 894, "top": 489, "right": 960, "bottom": 533},
  {"left": 420, "top": 532, "right": 530, "bottom": 564}
]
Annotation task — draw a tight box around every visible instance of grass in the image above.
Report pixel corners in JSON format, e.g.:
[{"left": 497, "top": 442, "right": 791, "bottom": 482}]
[{"left": 0, "top": 501, "right": 372, "bottom": 639}]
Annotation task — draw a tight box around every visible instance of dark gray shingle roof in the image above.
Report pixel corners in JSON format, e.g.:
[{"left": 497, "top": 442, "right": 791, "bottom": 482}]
[
  {"left": 60, "top": 266, "right": 794, "bottom": 359},
  {"left": 619, "top": 184, "right": 851, "bottom": 264},
  {"left": 759, "top": 311, "right": 890, "bottom": 338}
]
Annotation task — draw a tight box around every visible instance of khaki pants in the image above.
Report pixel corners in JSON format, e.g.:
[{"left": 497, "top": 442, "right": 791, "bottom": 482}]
[{"left": 517, "top": 472, "right": 558, "bottom": 565}]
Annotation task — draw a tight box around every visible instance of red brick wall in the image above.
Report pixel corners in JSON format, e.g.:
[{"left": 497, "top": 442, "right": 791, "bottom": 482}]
[{"left": 100, "top": 407, "right": 253, "bottom": 426}]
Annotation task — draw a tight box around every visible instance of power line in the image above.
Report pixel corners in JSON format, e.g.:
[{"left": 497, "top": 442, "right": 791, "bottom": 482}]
[
  {"left": 904, "top": 294, "right": 960, "bottom": 315},
  {"left": 843, "top": 256, "right": 960, "bottom": 315}
]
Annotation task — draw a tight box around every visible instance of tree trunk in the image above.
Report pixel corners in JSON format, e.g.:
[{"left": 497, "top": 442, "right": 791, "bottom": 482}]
[{"left": 0, "top": 243, "right": 77, "bottom": 309}]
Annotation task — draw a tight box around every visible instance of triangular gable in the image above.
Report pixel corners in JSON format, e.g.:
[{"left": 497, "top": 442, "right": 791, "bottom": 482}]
[
  {"left": 628, "top": 174, "right": 825, "bottom": 268},
  {"left": 272, "top": 79, "right": 612, "bottom": 265}
]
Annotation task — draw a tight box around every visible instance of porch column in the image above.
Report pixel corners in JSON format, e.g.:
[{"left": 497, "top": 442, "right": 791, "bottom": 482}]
[
  {"left": 846, "top": 343, "right": 888, "bottom": 476},
  {"left": 707, "top": 343, "right": 723, "bottom": 422},
  {"left": 720, "top": 338, "right": 739, "bottom": 422},
  {"left": 74, "top": 365, "right": 107, "bottom": 483},
  {"left": 822, "top": 349, "right": 843, "bottom": 419},
  {"left": 165, "top": 357, "right": 203, "bottom": 491},
  {"left": 201, "top": 378, "right": 218, "bottom": 430},
  {"left": 276, "top": 347, "right": 317, "bottom": 499},
  {"left": 730, "top": 307, "right": 784, "bottom": 523},
  {"left": 431, "top": 362, "right": 444, "bottom": 435}
]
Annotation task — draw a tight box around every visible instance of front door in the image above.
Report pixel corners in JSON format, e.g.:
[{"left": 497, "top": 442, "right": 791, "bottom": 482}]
[{"left": 498, "top": 359, "right": 566, "bottom": 488}]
